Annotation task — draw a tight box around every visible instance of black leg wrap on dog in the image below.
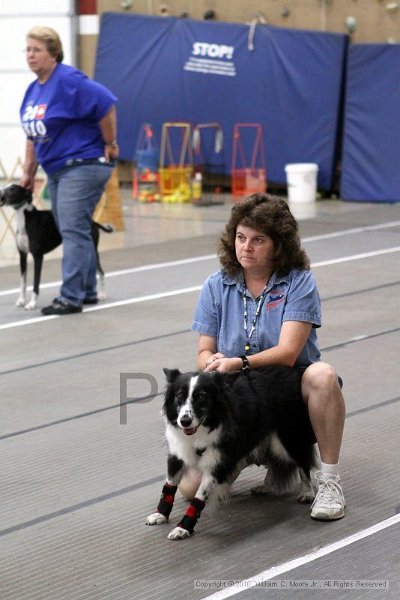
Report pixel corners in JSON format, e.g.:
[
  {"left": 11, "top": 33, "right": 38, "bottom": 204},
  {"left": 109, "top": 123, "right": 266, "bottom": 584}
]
[
  {"left": 156, "top": 483, "right": 178, "bottom": 519},
  {"left": 177, "top": 498, "right": 206, "bottom": 535}
]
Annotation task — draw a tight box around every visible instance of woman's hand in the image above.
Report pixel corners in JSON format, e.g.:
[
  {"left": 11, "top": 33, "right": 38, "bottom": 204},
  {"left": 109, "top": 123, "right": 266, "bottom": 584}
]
[
  {"left": 19, "top": 173, "right": 35, "bottom": 191},
  {"left": 104, "top": 142, "right": 119, "bottom": 163},
  {"left": 204, "top": 356, "right": 242, "bottom": 373},
  {"left": 204, "top": 352, "right": 225, "bottom": 368}
]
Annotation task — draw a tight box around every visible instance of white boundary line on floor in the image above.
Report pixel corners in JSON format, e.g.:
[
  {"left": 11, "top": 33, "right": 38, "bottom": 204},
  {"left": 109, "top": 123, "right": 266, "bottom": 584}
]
[
  {"left": 0, "top": 242, "right": 399, "bottom": 299},
  {"left": 201, "top": 513, "right": 400, "bottom": 600},
  {"left": 0, "top": 286, "right": 202, "bottom": 330},
  {"left": 0, "top": 247, "right": 399, "bottom": 331},
  {"left": 311, "top": 246, "right": 400, "bottom": 267},
  {"left": 302, "top": 219, "right": 400, "bottom": 242},
  {"left": 1, "top": 219, "right": 399, "bottom": 297},
  {"left": 0, "top": 254, "right": 217, "bottom": 297}
]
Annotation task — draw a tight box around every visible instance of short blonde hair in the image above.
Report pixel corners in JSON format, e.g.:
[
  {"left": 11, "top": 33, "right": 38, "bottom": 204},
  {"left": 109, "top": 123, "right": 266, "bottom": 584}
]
[{"left": 26, "top": 26, "right": 64, "bottom": 63}]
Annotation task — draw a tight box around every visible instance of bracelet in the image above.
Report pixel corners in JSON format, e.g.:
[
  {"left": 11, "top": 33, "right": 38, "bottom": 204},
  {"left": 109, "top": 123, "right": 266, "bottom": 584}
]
[
  {"left": 239, "top": 355, "right": 251, "bottom": 373},
  {"left": 104, "top": 140, "right": 118, "bottom": 148}
]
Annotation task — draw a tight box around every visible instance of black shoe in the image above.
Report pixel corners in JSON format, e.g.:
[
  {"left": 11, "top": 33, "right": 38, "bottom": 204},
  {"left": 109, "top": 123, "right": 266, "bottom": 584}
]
[
  {"left": 41, "top": 299, "right": 82, "bottom": 315},
  {"left": 83, "top": 296, "right": 98, "bottom": 305}
]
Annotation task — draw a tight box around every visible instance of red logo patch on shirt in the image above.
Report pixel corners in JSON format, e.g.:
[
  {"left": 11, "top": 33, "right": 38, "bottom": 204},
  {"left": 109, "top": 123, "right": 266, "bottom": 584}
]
[
  {"left": 36, "top": 104, "right": 47, "bottom": 119},
  {"left": 266, "top": 293, "right": 285, "bottom": 311}
]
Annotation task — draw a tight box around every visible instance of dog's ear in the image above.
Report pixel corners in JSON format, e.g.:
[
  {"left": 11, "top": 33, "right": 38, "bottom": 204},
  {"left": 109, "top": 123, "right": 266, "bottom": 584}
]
[
  {"left": 18, "top": 186, "right": 33, "bottom": 204},
  {"left": 24, "top": 189, "right": 33, "bottom": 203},
  {"left": 163, "top": 368, "right": 181, "bottom": 383}
]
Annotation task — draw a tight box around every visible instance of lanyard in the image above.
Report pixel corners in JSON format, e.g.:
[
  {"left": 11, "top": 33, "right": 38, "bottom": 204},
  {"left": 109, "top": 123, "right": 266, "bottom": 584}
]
[{"left": 243, "top": 285, "right": 268, "bottom": 354}]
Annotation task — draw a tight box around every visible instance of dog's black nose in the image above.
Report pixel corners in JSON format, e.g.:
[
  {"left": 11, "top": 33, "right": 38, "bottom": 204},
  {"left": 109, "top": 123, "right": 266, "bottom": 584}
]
[{"left": 179, "top": 414, "right": 193, "bottom": 427}]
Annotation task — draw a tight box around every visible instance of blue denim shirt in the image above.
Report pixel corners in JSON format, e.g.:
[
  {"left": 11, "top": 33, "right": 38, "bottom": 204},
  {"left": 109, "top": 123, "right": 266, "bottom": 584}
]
[{"left": 192, "top": 269, "right": 321, "bottom": 366}]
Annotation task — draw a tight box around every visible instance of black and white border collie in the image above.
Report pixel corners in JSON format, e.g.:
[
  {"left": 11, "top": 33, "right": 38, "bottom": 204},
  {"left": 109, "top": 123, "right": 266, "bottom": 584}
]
[
  {"left": 0, "top": 183, "right": 112, "bottom": 310},
  {"left": 146, "top": 366, "right": 317, "bottom": 540}
]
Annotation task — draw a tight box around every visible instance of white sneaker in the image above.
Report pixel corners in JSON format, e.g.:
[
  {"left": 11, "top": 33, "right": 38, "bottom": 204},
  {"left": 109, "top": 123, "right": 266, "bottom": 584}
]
[{"left": 310, "top": 472, "right": 346, "bottom": 520}]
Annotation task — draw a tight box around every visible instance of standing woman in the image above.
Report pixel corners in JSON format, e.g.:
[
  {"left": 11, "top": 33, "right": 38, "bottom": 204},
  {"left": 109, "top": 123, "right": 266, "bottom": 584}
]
[
  {"left": 20, "top": 26, "right": 118, "bottom": 315},
  {"left": 187, "top": 193, "right": 346, "bottom": 521}
]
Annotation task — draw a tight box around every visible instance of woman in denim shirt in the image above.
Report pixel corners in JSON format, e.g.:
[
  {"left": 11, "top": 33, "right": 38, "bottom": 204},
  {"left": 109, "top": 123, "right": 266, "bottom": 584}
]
[{"left": 185, "top": 193, "right": 346, "bottom": 521}]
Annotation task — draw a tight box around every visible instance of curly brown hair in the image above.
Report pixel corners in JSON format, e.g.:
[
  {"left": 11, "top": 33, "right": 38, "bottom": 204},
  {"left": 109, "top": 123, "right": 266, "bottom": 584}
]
[{"left": 218, "top": 193, "right": 310, "bottom": 277}]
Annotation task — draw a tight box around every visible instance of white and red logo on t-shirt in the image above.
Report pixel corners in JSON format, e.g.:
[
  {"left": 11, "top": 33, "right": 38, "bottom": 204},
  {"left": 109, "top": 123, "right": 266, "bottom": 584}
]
[
  {"left": 36, "top": 104, "right": 47, "bottom": 119},
  {"left": 22, "top": 102, "right": 48, "bottom": 138}
]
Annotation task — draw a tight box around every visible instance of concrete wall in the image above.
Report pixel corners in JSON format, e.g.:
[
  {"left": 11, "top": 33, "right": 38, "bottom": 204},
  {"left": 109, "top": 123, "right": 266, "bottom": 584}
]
[{"left": 97, "top": 0, "right": 400, "bottom": 44}]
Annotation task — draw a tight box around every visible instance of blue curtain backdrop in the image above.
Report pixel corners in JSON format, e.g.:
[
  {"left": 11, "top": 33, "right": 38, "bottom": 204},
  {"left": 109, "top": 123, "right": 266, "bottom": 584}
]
[
  {"left": 94, "top": 13, "right": 347, "bottom": 190},
  {"left": 341, "top": 44, "right": 400, "bottom": 202}
]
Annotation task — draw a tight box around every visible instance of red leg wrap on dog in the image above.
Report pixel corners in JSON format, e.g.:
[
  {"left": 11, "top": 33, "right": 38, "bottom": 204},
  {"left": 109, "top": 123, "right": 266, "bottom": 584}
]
[
  {"left": 156, "top": 483, "right": 178, "bottom": 518},
  {"left": 177, "top": 498, "right": 206, "bottom": 535}
]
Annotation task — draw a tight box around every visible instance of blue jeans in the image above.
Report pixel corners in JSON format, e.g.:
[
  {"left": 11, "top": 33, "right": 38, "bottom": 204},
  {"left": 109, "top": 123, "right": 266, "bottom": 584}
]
[{"left": 47, "top": 163, "right": 114, "bottom": 306}]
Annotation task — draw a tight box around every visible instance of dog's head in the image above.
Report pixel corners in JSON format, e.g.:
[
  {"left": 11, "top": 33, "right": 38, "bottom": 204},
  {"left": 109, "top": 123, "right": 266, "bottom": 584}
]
[
  {"left": 163, "top": 368, "right": 234, "bottom": 436},
  {"left": 0, "top": 184, "right": 33, "bottom": 208}
]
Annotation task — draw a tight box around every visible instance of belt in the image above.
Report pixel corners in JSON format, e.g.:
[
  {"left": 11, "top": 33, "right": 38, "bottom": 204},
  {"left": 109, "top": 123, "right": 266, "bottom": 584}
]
[{"left": 65, "top": 158, "right": 115, "bottom": 167}]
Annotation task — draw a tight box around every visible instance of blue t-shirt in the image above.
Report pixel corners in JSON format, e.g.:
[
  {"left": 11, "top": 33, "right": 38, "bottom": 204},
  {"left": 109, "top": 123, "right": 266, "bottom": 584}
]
[
  {"left": 192, "top": 269, "right": 321, "bottom": 367},
  {"left": 20, "top": 63, "right": 117, "bottom": 174}
]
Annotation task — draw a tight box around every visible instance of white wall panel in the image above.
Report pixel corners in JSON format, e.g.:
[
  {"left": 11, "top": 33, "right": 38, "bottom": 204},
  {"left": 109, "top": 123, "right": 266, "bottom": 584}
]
[
  {"left": 0, "top": 128, "right": 27, "bottom": 178},
  {"left": 0, "top": 17, "right": 73, "bottom": 70},
  {"left": 0, "top": 2, "right": 74, "bottom": 177},
  {"left": 0, "top": 74, "right": 35, "bottom": 122},
  {"left": 0, "top": 0, "right": 71, "bottom": 15}
]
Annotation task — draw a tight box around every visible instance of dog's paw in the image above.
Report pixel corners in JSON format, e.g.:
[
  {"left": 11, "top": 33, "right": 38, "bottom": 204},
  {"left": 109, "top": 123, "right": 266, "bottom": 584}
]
[
  {"left": 146, "top": 512, "right": 168, "bottom": 526},
  {"left": 15, "top": 296, "right": 26, "bottom": 308},
  {"left": 296, "top": 479, "right": 315, "bottom": 504},
  {"left": 296, "top": 491, "right": 315, "bottom": 504},
  {"left": 24, "top": 299, "right": 37, "bottom": 311},
  {"left": 167, "top": 526, "right": 191, "bottom": 541}
]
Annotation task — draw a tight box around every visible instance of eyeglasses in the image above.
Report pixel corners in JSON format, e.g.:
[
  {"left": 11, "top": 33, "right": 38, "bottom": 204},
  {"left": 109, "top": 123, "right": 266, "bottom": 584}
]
[{"left": 23, "top": 47, "right": 46, "bottom": 55}]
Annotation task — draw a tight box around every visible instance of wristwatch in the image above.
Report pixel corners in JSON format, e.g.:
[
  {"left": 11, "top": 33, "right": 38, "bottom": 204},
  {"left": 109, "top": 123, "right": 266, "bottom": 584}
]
[
  {"left": 105, "top": 140, "right": 118, "bottom": 148},
  {"left": 240, "top": 355, "right": 251, "bottom": 373}
]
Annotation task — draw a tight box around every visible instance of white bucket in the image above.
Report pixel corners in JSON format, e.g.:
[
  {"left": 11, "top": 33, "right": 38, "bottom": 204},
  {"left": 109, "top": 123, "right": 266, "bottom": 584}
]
[{"left": 285, "top": 163, "right": 318, "bottom": 203}]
